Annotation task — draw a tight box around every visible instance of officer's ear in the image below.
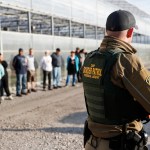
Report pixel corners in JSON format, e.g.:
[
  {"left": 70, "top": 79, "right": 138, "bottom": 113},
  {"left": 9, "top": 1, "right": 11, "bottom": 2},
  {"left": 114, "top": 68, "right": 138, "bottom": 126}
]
[{"left": 127, "top": 28, "right": 134, "bottom": 38}]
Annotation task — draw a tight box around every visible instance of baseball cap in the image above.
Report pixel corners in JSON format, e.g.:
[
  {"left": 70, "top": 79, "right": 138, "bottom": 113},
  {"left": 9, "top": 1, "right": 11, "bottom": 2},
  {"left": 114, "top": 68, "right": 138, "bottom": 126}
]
[{"left": 106, "top": 10, "right": 138, "bottom": 31}]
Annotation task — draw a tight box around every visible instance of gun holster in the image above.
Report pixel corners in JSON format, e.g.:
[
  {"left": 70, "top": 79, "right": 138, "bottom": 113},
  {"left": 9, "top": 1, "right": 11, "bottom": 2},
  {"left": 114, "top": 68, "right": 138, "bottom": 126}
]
[
  {"left": 109, "top": 129, "right": 148, "bottom": 150},
  {"left": 83, "top": 120, "right": 92, "bottom": 147},
  {"left": 120, "top": 129, "right": 148, "bottom": 150}
]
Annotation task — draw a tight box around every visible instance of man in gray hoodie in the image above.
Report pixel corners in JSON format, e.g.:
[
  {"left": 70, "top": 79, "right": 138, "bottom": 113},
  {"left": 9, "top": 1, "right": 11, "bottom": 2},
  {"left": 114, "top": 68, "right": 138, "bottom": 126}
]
[{"left": 51, "top": 48, "right": 63, "bottom": 89}]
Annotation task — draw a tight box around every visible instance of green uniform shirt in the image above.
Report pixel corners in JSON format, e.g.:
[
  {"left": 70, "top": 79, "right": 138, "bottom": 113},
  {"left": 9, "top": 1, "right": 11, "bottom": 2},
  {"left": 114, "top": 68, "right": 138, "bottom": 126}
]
[{"left": 87, "top": 36, "right": 150, "bottom": 138}]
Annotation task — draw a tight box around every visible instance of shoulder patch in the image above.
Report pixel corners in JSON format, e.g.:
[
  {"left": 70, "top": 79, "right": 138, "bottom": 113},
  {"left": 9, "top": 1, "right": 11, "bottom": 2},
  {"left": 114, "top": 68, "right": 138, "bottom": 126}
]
[{"left": 145, "top": 76, "right": 150, "bottom": 86}]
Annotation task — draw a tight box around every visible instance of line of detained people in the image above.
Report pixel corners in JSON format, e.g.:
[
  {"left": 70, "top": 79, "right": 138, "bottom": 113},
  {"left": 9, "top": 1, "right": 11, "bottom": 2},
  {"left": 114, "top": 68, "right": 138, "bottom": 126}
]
[{"left": 0, "top": 47, "right": 87, "bottom": 103}]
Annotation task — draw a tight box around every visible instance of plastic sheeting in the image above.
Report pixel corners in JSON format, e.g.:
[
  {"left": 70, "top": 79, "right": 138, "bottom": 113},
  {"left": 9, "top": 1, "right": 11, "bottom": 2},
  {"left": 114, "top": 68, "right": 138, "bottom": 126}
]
[{"left": 1, "top": 0, "right": 150, "bottom": 35}]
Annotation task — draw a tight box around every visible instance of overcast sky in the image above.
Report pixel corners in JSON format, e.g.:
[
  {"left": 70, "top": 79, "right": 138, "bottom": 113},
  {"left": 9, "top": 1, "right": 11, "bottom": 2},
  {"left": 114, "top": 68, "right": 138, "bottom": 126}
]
[{"left": 126, "top": 0, "right": 150, "bottom": 15}]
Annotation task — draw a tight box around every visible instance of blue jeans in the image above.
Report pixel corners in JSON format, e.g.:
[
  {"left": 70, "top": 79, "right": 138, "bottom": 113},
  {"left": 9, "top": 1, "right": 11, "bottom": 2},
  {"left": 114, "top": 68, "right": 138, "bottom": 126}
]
[
  {"left": 53, "top": 67, "right": 61, "bottom": 87},
  {"left": 16, "top": 74, "right": 27, "bottom": 94},
  {"left": 66, "top": 74, "right": 76, "bottom": 86}
]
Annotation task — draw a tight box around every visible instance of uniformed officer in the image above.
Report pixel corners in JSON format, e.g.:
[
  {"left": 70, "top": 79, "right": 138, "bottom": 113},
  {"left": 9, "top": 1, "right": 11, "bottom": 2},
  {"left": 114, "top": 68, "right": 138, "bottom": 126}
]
[{"left": 82, "top": 10, "right": 150, "bottom": 150}]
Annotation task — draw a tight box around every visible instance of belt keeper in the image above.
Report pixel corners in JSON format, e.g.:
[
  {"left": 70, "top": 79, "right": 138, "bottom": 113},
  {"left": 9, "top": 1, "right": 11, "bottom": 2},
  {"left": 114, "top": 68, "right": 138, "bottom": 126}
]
[{"left": 91, "top": 135, "right": 98, "bottom": 148}]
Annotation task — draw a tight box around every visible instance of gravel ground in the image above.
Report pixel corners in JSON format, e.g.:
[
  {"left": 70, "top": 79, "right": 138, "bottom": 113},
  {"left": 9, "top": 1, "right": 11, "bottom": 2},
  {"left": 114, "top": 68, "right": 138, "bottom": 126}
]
[
  {"left": 0, "top": 84, "right": 149, "bottom": 150},
  {"left": 0, "top": 84, "right": 86, "bottom": 150}
]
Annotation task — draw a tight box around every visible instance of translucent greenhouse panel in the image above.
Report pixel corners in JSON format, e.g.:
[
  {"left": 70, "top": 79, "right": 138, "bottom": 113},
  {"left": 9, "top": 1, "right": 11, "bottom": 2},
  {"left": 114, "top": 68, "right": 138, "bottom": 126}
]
[
  {"left": 52, "top": 0, "right": 71, "bottom": 19},
  {"left": 53, "top": 36, "right": 71, "bottom": 50},
  {"left": 2, "top": 0, "right": 31, "bottom": 9},
  {"left": 97, "top": 1, "right": 118, "bottom": 27},
  {"left": 32, "top": 0, "right": 71, "bottom": 18},
  {"left": 97, "top": 2, "right": 108, "bottom": 27},
  {"left": 32, "top": 0, "right": 52, "bottom": 13},
  {"left": 12, "top": 34, "right": 72, "bottom": 52},
  {"left": 135, "top": 17, "right": 150, "bottom": 36},
  {"left": 71, "top": 1, "right": 85, "bottom": 22},
  {"left": 80, "top": 0, "right": 97, "bottom": 8},
  {"left": 0, "top": 7, "right": 29, "bottom": 33},
  {"left": 2, "top": 32, "right": 31, "bottom": 50},
  {"left": 85, "top": 25, "right": 96, "bottom": 39},
  {"left": 71, "top": 21, "right": 84, "bottom": 38},
  {"left": 83, "top": 0, "right": 97, "bottom": 24},
  {"left": 72, "top": 38, "right": 86, "bottom": 50},
  {"left": 54, "top": 18, "right": 70, "bottom": 37},
  {"left": 84, "top": 10, "right": 97, "bottom": 25},
  {"left": 32, "top": 34, "right": 54, "bottom": 50},
  {"left": 97, "top": 27, "right": 105, "bottom": 40},
  {"left": 31, "top": 13, "right": 52, "bottom": 35},
  {"left": 84, "top": 39, "right": 99, "bottom": 51},
  {"left": 1, "top": 0, "right": 150, "bottom": 38}
]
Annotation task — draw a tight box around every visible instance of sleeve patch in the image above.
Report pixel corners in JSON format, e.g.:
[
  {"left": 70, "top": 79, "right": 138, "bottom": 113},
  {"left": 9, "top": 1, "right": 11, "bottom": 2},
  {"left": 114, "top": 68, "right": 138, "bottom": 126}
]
[{"left": 145, "top": 76, "right": 150, "bottom": 85}]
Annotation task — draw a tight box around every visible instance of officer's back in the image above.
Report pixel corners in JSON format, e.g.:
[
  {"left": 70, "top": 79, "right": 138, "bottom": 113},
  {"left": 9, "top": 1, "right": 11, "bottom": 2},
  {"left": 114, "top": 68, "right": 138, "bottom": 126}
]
[{"left": 82, "top": 10, "right": 150, "bottom": 150}]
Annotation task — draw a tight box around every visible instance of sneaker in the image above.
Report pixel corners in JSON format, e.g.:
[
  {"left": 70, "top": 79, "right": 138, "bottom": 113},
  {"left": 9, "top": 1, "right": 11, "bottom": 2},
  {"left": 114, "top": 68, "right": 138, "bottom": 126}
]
[
  {"left": 48, "top": 87, "right": 53, "bottom": 90},
  {"left": 65, "top": 84, "right": 69, "bottom": 88},
  {"left": 53, "top": 86, "right": 58, "bottom": 89},
  {"left": 0, "top": 96, "right": 4, "bottom": 101},
  {"left": 21, "top": 92, "right": 28, "bottom": 95},
  {"left": 58, "top": 86, "right": 62, "bottom": 88},
  {"left": 31, "top": 89, "right": 37, "bottom": 92},
  {"left": 16, "top": 94, "right": 22, "bottom": 97},
  {"left": 8, "top": 95, "right": 13, "bottom": 100},
  {"left": 28, "top": 89, "right": 31, "bottom": 93}
]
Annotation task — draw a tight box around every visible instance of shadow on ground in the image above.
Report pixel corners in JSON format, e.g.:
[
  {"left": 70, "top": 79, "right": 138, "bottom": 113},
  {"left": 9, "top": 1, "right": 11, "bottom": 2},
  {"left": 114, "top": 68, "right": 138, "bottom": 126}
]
[
  {"left": 0, "top": 126, "right": 83, "bottom": 134},
  {"left": 59, "top": 111, "right": 87, "bottom": 125},
  {"left": 0, "top": 112, "right": 87, "bottom": 134}
]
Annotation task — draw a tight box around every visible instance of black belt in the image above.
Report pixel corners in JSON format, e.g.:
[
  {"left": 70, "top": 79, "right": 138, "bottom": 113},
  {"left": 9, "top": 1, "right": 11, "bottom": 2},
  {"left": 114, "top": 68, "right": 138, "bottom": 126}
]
[{"left": 102, "top": 134, "right": 122, "bottom": 140}]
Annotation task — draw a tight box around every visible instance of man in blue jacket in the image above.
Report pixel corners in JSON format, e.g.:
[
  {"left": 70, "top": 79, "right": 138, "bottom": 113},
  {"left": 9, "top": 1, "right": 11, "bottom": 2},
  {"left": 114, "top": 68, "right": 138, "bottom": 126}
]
[{"left": 13, "top": 48, "right": 27, "bottom": 96}]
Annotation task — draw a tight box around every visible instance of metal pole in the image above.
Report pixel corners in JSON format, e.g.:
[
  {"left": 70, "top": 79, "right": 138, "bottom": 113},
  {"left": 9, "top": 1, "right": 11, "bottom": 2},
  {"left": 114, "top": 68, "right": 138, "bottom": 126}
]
[
  {"left": 0, "top": 18, "right": 3, "bottom": 54},
  {"left": 69, "top": 20, "right": 72, "bottom": 37},
  {"left": 28, "top": 12, "right": 31, "bottom": 33},
  {"left": 30, "top": 0, "right": 33, "bottom": 48},
  {"left": 31, "top": 0, "right": 33, "bottom": 10},
  {"left": 70, "top": 0, "right": 73, "bottom": 50},
  {"left": 51, "top": 16, "right": 55, "bottom": 50},
  {"left": 51, "top": 16, "right": 54, "bottom": 35},
  {"left": 96, "top": 0, "right": 98, "bottom": 40},
  {"left": 83, "top": 24, "right": 85, "bottom": 38}
]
